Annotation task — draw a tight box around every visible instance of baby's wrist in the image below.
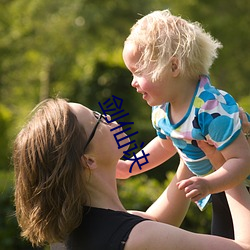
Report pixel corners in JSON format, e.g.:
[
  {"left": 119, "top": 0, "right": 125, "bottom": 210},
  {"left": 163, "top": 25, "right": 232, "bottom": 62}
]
[{"left": 203, "top": 176, "right": 215, "bottom": 194}]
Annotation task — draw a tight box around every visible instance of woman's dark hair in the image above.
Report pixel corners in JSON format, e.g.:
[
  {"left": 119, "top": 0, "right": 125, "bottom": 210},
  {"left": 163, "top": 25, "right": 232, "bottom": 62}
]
[{"left": 13, "top": 98, "right": 88, "bottom": 246}]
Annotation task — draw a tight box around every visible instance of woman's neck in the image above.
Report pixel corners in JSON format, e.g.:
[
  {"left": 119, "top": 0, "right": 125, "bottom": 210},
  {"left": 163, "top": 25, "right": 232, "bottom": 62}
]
[{"left": 84, "top": 164, "right": 126, "bottom": 212}]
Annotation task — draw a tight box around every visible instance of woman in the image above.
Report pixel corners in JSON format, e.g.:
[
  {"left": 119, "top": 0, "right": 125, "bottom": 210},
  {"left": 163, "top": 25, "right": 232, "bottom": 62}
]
[{"left": 13, "top": 98, "right": 250, "bottom": 249}]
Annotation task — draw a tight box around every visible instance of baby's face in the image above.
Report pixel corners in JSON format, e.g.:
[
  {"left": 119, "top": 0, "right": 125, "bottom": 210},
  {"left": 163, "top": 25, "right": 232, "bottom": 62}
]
[{"left": 123, "top": 42, "right": 175, "bottom": 106}]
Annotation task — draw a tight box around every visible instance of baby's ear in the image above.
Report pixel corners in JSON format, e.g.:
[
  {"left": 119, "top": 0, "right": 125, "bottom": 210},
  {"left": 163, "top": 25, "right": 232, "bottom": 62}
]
[
  {"left": 171, "top": 57, "right": 180, "bottom": 76},
  {"left": 82, "top": 155, "right": 97, "bottom": 169}
]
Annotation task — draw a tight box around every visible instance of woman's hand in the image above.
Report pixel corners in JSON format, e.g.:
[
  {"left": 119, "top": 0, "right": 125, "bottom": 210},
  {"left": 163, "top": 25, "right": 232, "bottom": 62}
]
[{"left": 239, "top": 107, "right": 250, "bottom": 141}]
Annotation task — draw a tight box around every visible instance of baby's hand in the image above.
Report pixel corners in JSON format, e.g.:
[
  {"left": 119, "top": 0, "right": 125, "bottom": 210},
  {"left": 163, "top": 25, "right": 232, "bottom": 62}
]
[
  {"left": 116, "top": 160, "right": 132, "bottom": 179},
  {"left": 177, "top": 176, "right": 211, "bottom": 202}
]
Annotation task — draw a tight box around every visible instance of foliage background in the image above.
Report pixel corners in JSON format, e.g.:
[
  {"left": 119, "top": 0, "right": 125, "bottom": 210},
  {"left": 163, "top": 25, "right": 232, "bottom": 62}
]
[{"left": 0, "top": 0, "right": 249, "bottom": 249}]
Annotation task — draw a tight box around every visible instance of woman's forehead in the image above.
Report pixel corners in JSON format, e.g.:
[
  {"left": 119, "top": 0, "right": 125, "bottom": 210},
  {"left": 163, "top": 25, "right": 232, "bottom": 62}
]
[
  {"left": 68, "top": 103, "right": 94, "bottom": 128},
  {"left": 68, "top": 102, "right": 91, "bottom": 114}
]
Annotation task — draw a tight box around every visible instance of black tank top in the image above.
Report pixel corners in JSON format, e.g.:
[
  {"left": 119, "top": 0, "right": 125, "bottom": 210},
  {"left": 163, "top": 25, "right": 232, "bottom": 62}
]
[{"left": 66, "top": 206, "right": 148, "bottom": 250}]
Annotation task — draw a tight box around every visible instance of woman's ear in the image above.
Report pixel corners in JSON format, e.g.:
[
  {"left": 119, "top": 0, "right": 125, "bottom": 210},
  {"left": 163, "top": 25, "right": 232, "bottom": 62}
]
[
  {"left": 170, "top": 57, "right": 180, "bottom": 77},
  {"left": 82, "top": 155, "right": 97, "bottom": 169}
]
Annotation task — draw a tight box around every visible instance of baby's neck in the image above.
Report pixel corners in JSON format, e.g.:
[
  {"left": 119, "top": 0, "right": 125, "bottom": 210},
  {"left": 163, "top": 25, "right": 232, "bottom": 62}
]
[{"left": 169, "top": 77, "right": 198, "bottom": 124}]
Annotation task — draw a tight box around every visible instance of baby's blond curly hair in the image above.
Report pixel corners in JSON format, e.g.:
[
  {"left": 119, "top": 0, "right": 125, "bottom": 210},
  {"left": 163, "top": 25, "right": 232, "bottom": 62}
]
[{"left": 125, "top": 9, "right": 222, "bottom": 81}]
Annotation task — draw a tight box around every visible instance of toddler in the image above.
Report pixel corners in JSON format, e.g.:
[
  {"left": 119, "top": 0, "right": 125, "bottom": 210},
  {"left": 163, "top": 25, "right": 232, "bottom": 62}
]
[{"left": 117, "top": 9, "right": 250, "bottom": 238}]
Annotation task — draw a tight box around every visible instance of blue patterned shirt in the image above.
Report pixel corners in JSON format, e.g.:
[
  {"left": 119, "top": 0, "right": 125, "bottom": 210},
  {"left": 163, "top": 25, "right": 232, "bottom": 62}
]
[{"left": 152, "top": 75, "right": 242, "bottom": 176}]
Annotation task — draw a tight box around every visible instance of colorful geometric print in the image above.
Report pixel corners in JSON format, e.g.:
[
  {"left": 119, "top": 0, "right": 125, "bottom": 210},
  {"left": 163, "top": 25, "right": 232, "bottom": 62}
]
[{"left": 152, "top": 75, "right": 241, "bottom": 176}]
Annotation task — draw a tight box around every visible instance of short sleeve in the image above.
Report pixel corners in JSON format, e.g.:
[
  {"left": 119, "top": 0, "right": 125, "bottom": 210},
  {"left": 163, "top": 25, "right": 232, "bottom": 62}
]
[
  {"left": 156, "top": 130, "right": 168, "bottom": 139},
  {"left": 151, "top": 105, "right": 169, "bottom": 140},
  {"left": 197, "top": 89, "right": 241, "bottom": 150}
]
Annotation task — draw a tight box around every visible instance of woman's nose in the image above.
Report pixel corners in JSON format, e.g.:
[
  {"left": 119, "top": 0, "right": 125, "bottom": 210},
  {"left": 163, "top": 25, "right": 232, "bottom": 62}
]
[
  {"left": 106, "top": 114, "right": 119, "bottom": 126},
  {"left": 106, "top": 114, "right": 112, "bottom": 123}
]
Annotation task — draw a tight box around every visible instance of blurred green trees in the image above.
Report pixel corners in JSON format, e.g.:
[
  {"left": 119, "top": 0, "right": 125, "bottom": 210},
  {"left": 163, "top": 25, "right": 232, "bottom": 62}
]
[
  {"left": 0, "top": 0, "right": 249, "bottom": 249},
  {"left": 1, "top": 0, "right": 250, "bottom": 170}
]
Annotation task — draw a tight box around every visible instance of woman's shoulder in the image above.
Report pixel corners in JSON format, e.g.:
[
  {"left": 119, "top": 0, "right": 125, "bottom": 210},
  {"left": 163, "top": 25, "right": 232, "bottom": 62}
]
[
  {"left": 66, "top": 206, "right": 148, "bottom": 250},
  {"left": 124, "top": 220, "right": 192, "bottom": 250}
]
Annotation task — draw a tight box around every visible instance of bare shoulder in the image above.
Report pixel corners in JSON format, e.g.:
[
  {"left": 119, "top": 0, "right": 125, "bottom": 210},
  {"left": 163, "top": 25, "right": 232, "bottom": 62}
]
[{"left": 124, "top": 220, "right": 244, "bottom": 250}]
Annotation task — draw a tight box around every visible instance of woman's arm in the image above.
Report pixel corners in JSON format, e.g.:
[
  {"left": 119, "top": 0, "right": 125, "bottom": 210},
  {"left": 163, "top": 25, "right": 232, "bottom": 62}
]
[
  {"left": 125, "top": 183, "right": 250, "bottom": 250},
  {"left": 225, "top": 184, "right": 250, "bottom": 245},
  {"left": 128, "top": 159, "right": 193, "bottom": 226},
  {"left": 126, "top": 113, "right": 250, "bottom": 249},
  {"left": 145, "top": 159, "right": 192, "bottom": 226}
]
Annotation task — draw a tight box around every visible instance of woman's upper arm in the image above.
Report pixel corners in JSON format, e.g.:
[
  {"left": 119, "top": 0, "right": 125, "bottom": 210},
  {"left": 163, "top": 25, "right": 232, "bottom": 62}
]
[
  {"left": 145, "top": 159, "right": 192, "bottom": 226},
  {"left": 124, "top": 220, "right": 245, "bottom": 250},
  {"left": 124, "top": 220, "right": 188, "bottom": 250}
]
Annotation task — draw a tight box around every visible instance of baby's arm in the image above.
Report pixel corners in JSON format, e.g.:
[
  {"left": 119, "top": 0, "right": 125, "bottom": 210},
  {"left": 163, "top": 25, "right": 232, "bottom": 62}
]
[
  {"left": 116, "top": 136, "right": 177, "bottom": 179},
  {"left": 178, "top": 132, "right": 250, "bottom": 201}
]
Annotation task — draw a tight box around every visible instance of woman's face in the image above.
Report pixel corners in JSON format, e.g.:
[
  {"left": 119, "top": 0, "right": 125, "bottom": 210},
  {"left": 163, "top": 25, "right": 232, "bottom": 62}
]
[{"left": 68, "top": 103, "right": 129, "bottom": 162}]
